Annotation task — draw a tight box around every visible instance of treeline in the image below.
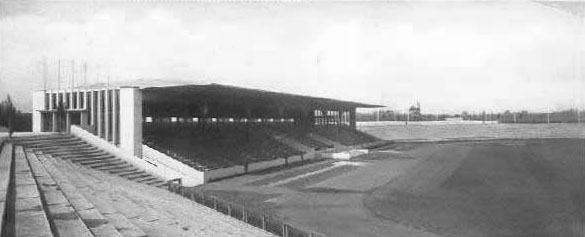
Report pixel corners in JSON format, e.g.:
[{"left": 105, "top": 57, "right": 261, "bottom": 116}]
[
  {"left": 357, "top": 109, "right": 584, "bottom": 124},
  {"left": 497, "top": 110, "right": 583, "bottom": 124},
  {"left": 0, "top": 95, "right": 32, "bottom": 133}
]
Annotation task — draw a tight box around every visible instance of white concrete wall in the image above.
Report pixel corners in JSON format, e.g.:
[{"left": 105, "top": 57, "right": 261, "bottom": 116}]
[
  {"left": 119, "top": 87, "right": 142, "bottom": 157},
  {"left": 320, "top": 149, "right": 369, "bottom": 160},
  {"left": 32, "top": 91, "right": 45, "bottom": 132},
  {"left": 71, "top": 125, "right": 177, "bottom": 183},
  {"left": 142, "top": 145, "right": 205, "bottom": 186}
]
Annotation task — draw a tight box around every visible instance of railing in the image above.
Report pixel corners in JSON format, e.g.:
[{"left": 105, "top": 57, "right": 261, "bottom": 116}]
[{"left": 168, "top": 183, "right": 326, "bottom": 237}]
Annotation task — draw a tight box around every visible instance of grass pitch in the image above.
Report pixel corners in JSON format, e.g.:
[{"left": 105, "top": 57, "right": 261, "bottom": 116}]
[{"left": 196, "top": 124, "right": 585, "bottom": 237}]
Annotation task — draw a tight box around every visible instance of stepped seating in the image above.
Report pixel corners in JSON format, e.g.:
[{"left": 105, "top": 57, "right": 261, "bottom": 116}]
[
  {"left": 144, "top": 124, "right": 303, "bottom": 171},
  {"left": 47, "top": 154, "right": 273, "bottom": 236},
  {"left": 267, "top": 126, "right": 333, "bottom": 151},
  {"left": 0, "top": 142, "right": 124, "bottom": 237},
  {"left": 13, "top": 134, "right": 168, "bottom": 188},
  {"left": 0, "top": 141, "right": 273, "bottom": 237},
  {"left": 311, "top": 127, "right": 379, "bottom": 146}
]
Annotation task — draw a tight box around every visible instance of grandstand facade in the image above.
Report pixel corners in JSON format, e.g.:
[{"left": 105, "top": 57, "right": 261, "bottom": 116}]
[{"left": 32, "top": 83, "right": 382, "bottom": 185}]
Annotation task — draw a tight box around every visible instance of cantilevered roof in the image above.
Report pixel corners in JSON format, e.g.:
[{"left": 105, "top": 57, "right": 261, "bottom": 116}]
[{"left": 141, "top": 83, "right": 383, "bottom": 110}]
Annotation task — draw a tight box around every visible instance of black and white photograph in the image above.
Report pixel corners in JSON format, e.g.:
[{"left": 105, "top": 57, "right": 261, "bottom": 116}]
[{"left": 0, "top": 0, "right": 584, "bottom": 236}]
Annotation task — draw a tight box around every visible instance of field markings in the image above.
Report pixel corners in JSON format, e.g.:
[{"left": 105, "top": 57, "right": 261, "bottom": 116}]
[{"left": 265, "top": 161, "right": 366, "bottom": 187}]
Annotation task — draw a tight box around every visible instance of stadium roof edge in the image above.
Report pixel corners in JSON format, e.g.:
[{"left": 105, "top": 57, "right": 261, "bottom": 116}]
[{"left": 141, "top": 83, "right": 384, "bottom": 109}]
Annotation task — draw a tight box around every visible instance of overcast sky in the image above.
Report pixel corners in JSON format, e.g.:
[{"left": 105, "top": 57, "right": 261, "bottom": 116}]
[{"left": 0, "top": 1, "right": 583, "bottom": 114}]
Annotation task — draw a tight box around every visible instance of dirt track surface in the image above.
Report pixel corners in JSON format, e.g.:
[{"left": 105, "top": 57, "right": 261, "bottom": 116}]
[{"left": 365, "top": 139, "right": 585, "bottom": 237}]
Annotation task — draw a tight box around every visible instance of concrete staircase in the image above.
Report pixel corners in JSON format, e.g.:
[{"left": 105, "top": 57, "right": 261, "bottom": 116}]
[
  {"left": 0, "top": 142, "right": 138, "bottom": 237},
  {"left": 1, "top": 140, "right": 274, "bottom": 237},
  {"left": 12, "top": 134, "right": 168, "bottom": 188}
]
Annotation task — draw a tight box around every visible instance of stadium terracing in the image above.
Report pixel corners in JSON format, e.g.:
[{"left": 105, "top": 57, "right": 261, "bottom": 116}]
[
  {"left": 0, "top": 81, "right": 385, "bottom": 236},
  {"left": 30, "top": 81, "right": 384, "bottom": 186}
]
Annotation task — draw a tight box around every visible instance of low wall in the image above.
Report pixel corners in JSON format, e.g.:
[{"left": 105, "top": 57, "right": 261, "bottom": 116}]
[
  {"left": 320, "top": 149, "right": 369, "bottom": 160},
  {"left": 248, "top": 158, "right": 286, "bottom": 173},
  {"left": 204, "top": 152, "right": 319, "bottom": 182},
  {"left": 142, "top": 145, "right": 205, "bottom": 186},
  {"left": 302, "top": 152, "right": 316, "bottom": 160},
  {"left": 204, "top": 165, "right": 245, "bottom": 183},
  {"left": 288, "top": 155, "right": 302, "bottom": 164},
  {"left": 71, "top": 125, "right": 184, "bottom": 184}
]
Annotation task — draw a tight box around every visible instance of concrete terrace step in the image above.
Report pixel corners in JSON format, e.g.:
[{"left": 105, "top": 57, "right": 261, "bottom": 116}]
[
  {"left": 13, "top": 146, "right": 53, "bottom": 237},
  {"left": 12, "top": 135, "right": 75, "bottom": 143},
  {"left": 89, "top": 161, "right": 128, "bottom": 169},
  {"left": 57, "top": 161, "right": 174, "bottom": 235},
  {"left": 25, "top": 149, "right": 94, "bottom": 237},
  {"left": 16, "top": 134, "right": 170, "bottom": 190},
  {"left": 39, "top": 152, "right": 103, "bottom": 160},
  {"left": 96, "top": 164, "right": 135, "bottom": 172},
  {"left": 46, "top": 151, "right": 107, "bottom": 159},
  {"left": 17, "top": 138, "right": 83, "bottom": 146},
  {"left": 39, "top": 153, "right": 148, "bottom": 237},
  {"left": 0, "top": 143, "right": 14, "bottom": 236},
  {"left": 59, "top": 153, "right": 113, "bottom": 159},
  {"left": 76, "top": 158, "right": 119, "bottom": 166},
  {"left": 51, "top": 157, "right": 272, "bottom": 237},
  {"left": 107, "top": 167, "right": 141, "bottom": 175},
  {"left": 32, "top": 152, "right": 124, "bottom": 237},
  {"left": 34, "top": 144, "right": 96, "bottom": 151},
  {"left": 59, "top": 152, "right": 115, "bottom": 160},
  {"left": 118, "top": 171, "right": 147, "bottom": 179},
  {"left": 129, "top": 176, "right": 158, "bottom": 183},
  {"left": 27, "top": 142, "right": 91, "bottom": 150}
]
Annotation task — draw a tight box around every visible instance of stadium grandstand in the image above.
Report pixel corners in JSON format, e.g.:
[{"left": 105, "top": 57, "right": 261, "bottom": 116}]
[
  {"left": 0, "top": 139, "right": 276, "bottom": 237},
  {"left": 31, "top": 81, "right": 383, "bottom": 186}
]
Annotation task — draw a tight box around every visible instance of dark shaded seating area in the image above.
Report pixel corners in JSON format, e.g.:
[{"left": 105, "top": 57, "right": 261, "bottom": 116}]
[
  {"left": 144, "top": 123, "right": 303, "bottom": 171},
  {"left": 268, "top": 126, "right": 333, "bottom": 150},
  {"left": 311, "top": 126, "right": 379, "bottom": 146}
]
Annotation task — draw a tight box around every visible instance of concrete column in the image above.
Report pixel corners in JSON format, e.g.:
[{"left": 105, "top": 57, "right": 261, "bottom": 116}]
[
  {"left": 66, "top": 112, "right": 71, "bottom": 133},
  {"left": 112, "top": 89, "right": 118, "bottom": 145},
  {"left": 105, "top": 89, "right": 110, "bottom": 142},
  {"left": 97, "top": 90, "right": 103, "bottom": 138},
  {"left": 80, "top": 90, "right": 88, "bottom": 126},
  {"left": 91, "top": 91, "right": 97, "bottom": 126},
  {"left": 77, "top": 90, "right": 81, "bottom": 109},
  {"left": 337, "top": 109, "right": 342, "bottom": 127},
  {"left": 119, "top": 87, "right": 142, "bottom": 158},
  {"left": 32, "top": 91, "right": 45, "bottom": 132},
  {"left": 69, "top": 90, "right": 73, "bottom": 109},
  {"left": 52, "top": 113, "right": 58, "bottom": 132},
  {"left": 349, "top": 108, "right": 356, "bottom": 129},
  {"left": 48, "top": 91, "right": 54, "bottom": 110}
]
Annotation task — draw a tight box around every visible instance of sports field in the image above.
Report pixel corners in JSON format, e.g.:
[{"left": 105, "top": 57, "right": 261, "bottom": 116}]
[{"left": 195, "top": 124, "right": 585, "bottom": 237}]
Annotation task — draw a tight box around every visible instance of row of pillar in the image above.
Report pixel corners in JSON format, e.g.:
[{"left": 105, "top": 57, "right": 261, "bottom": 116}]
[
  {"left": 312, "top": 108, "right": 356, "bottom": 128},
  {"left": 37, "top": 88, "right": 120, "bottom": 145}
]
